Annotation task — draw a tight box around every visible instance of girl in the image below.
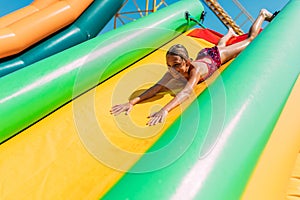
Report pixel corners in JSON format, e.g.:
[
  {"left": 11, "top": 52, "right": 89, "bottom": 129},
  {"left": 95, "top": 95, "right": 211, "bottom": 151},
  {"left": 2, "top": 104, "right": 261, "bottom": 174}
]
[{"left": 111, "top": 9, "right": 276, "bottom": 126}]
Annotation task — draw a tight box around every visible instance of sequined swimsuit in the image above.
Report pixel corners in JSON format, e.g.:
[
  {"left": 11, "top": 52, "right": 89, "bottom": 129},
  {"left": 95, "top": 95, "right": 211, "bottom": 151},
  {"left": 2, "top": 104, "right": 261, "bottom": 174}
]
[{"left": 194, "top": 46, "right": 221, "bottom": 82}]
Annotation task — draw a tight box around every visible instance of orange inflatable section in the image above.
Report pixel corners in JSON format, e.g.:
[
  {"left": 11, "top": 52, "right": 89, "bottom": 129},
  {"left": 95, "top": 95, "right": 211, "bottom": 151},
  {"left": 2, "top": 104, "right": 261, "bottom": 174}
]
[
  {"left": 0, "top": 0, "right": 58, "bottom": 28},
  {"left": 0, "top": 0, "right": 93, "bottom": 59}
]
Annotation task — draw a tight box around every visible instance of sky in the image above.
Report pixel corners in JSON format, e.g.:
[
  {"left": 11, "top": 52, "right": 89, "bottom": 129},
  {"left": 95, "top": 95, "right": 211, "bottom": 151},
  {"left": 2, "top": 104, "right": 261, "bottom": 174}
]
[
  {"left": 98, "top": 0, "right": 290, "bottom": 34},
  {"left": 0, "top": 0, "right": 290, "bottom": 35}
]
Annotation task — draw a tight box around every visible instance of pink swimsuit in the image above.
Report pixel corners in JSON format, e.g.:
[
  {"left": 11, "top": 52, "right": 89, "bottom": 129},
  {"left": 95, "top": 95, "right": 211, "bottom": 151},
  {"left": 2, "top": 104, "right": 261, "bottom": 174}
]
[{"left": 195, "top": 46, "right": 221, "bottom": 82}]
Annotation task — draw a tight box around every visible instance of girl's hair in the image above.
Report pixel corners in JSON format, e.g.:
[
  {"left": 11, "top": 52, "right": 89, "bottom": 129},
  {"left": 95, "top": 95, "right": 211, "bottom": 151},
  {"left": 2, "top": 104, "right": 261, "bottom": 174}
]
[{"left": 166, "top": 44, "right": 190, "bottom": 61}]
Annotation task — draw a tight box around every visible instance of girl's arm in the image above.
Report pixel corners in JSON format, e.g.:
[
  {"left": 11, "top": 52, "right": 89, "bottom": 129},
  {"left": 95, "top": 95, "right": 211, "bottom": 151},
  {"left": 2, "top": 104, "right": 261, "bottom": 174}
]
[
  {"left": 110, "top": 72, "right": 173, "bottom": 115},
  {"left": 147, "top": 67, "right": 202, "bottom": 126}
]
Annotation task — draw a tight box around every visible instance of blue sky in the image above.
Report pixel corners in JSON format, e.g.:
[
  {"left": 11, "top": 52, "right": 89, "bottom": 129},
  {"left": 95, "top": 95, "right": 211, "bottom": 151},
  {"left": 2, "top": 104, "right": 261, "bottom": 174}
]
[{"left": 0, "top": 0, "right": 289, "bottom": 34}]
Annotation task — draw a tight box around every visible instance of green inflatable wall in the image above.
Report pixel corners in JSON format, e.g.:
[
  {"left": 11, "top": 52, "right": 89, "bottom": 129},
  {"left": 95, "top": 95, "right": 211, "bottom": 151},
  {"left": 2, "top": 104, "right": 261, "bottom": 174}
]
[
  {"left": 103, "top": 0, "right": 300, "bottom": 199},
  {"left": 0, "top": 0, "right": 202, "bottom": 143}
]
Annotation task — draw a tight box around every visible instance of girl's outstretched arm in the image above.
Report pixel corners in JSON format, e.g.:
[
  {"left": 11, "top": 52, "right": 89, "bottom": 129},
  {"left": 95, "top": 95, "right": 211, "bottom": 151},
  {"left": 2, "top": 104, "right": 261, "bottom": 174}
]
[
  {"left": 147, "top": 67, "right": 201, "bottom": 126},
  {"left": 110, "top": 72, "right": 173, "bottom": 116}
]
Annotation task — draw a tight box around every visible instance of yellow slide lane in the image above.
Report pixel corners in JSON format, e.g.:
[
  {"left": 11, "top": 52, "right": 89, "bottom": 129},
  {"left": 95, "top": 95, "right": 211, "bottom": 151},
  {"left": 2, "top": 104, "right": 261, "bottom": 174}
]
[
  {"left": 242, "top": 75, "right": 300, "bottom": 199},
  {"left": 0, "top": 33, "right": 231, "bottom": 199}
]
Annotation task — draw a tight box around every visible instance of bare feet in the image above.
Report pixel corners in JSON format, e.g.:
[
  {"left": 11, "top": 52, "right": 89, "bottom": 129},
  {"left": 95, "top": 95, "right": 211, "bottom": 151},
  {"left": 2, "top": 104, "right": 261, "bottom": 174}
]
[{"left": 260, "top": 9, "right": 274, "bottom": 22}]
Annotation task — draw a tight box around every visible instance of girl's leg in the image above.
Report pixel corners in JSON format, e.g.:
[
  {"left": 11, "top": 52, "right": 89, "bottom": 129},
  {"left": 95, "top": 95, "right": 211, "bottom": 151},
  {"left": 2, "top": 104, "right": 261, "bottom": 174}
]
[
  {"left": 217, "top": 9, "right": 273, "bottom": 64},
  {"left": 217, "top": 27, "right": 237, "bottom": 47}
]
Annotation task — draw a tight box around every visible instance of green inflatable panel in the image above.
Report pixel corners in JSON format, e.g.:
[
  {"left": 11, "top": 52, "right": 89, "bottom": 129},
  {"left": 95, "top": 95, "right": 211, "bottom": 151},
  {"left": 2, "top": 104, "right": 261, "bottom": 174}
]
[
  {"left": 103, "top": 1, "right": 300, "bottom": 199},
  {"left": 0, "top": 0, "right": 202, "bottom": 143}
]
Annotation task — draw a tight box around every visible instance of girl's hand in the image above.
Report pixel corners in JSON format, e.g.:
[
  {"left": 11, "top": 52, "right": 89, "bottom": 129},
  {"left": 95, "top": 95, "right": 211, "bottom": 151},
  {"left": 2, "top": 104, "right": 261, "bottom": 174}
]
[
  {"left": 147, "top": 109, "right": 168, "bottom": 126},
  {"left": 110, "top": 102, "right": 133, "bottom": 115}
]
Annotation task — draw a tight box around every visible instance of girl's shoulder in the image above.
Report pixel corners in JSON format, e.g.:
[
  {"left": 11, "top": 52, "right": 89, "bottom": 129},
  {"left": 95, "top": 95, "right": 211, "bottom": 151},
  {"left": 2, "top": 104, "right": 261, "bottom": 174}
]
[{"left": 190, "top": 61, "right": 209, "bottom": 76}]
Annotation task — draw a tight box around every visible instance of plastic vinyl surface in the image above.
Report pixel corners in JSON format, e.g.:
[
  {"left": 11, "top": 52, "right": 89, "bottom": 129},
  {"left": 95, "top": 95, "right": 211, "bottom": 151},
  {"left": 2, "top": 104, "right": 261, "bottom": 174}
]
[
  {"left": 0, "top": 0, "right": 93, "bottom": 58},
  {"left": 0, "top": 0, "right": 202, "bottom": 143},
  {"left": 0, "top": 0, "right": 125, "bottom": 77},
  {"left": 287, "top": 156, "right": 300, "bottom": 198},
  {"left": 0, "top": 0, "right": 56, "bottom": 28},
  {"left": 242, "top": 75, "right": 300, "bottom": 199},
  {"left": 1, "top": 0, "right": 299, "bottom": 198},
  {"left": 0, "top": 32, "right": 222, "bottom": 200},
  {"left": 103, "top": 1, "right": 300, "bottom": 199}
]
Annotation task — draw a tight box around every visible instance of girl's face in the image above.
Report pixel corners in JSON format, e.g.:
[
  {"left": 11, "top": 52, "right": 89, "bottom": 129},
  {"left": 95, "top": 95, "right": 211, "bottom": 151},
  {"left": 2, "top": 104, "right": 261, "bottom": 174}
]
[{"left": 166, "top": 54, "right": 188, "bottom": 79}]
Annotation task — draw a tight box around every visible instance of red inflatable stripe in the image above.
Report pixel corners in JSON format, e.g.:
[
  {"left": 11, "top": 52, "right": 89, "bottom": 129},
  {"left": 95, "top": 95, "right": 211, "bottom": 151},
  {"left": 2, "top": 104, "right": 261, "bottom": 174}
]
[{"left": 187, "top": 28, "right": 262, "bottom": 45}]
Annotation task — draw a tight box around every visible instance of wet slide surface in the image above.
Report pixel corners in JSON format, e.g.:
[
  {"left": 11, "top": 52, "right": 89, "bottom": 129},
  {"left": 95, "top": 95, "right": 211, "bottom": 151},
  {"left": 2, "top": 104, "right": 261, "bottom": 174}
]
[
  {"left": 0, "top": 32, "right": 231, "bottom": 199},
  {"left": 1, "top": 0, "right": 299, "bottom": 199}
]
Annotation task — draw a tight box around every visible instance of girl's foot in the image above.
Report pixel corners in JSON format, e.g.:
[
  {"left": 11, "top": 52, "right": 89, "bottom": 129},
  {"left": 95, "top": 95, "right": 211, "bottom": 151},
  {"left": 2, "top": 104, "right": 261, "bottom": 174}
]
[
  {"left": 270, "top": 11, "right": 280, "bottom": 21},
  {"left": 261, "top": 9, "right": 276, "bottom": 22}
]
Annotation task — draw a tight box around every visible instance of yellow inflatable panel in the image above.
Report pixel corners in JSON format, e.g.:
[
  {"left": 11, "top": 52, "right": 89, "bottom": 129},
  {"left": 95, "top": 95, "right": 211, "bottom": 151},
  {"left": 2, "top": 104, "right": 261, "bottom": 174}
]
[
  {"left": 291, "top": 154, "right": 300, "bottom": 178},
  {"left": 287, "top": 153, "right": 300, "bottom": 198},
  {"left": 287, "top": 178, "right": 300, "bottom": 197},
  {"left": 0, "top": 33, "right": 231, "bottom": 199},
  {"left": 242, "top": 75, "right": 300, "bottom": 199}
]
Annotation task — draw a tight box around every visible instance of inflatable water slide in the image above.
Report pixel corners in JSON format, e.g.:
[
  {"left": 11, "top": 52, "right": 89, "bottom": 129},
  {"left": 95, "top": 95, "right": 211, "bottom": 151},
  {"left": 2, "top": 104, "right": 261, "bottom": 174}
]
[
  {"left": 0, "top": 0, "right": 124, "bottom": 76},
  {"left": 0, "top": 0, "right": 300, "bottom": 199}
]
